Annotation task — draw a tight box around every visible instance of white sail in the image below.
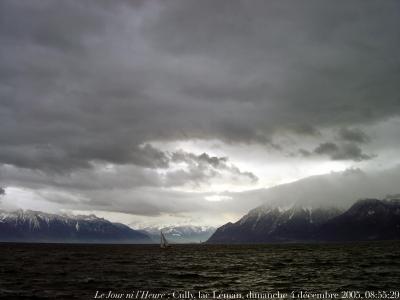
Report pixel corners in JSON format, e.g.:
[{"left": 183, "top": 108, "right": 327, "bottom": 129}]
[{"left": 160, "top": 231, "right": 169, "bottom": 248}]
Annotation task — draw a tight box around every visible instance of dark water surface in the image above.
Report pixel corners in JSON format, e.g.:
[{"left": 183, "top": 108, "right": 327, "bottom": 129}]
[{"left": 0, "top": 242, "right": 399, "bottom": 299}]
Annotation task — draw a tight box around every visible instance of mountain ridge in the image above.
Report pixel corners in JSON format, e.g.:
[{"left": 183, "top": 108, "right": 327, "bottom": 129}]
[
  {"left": 316, "top": 198, "right": 400, "bottom": 241},
  {"left": 0, "top": 209, "right": 151, "bottom": 243},
  {"left": 207, "top": 198, "right": 400, "bottom": 244}
]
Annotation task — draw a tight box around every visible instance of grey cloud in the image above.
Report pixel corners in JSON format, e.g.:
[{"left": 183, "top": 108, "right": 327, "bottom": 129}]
[
  {"left": 0, "top": 143, "right": 168, "bottom": 173},
  {"left": 314, "top": 142, "right": 339, "bottom": 155},
  {"left": 1, "top": 0, "right": 400, "bottom": 222},
  {"left": 338, "top": 128, "right": 370, "bottom": 144},
  {"left": 331, "top": 144, "right": 373, "bottom": 162},
  {"left": 70, "top": 143, "right": 169, "bottom": 170},
  {"left": 0, "top": 1, "right": 108, "bottom": 52},
  {"left": 0, "top": 187, "right": 5, "bottom": 196},
  {"left": 197, "top": 153, "right": 228, "bottom": 168},
  {"left": 77, "top": 165, "right": 400, "bottom": 222},
  {"left": 58, "top": 188, "right": 212, "bottom": 217},
  {"left": 167, "top": 151, "right": 258, "bottom": 187},
  {"left": 0, "top": 0, "right": 399, "bottom": 175},
  {"left": 171, "top": 152, "right": 228, "bottom": 168},
  {"left": 145, "top": 0, "right": 400, "bottom": 125},
  {"left": 227, "top": 166, "right": 400, "bottom": 211},
  {"left": 314, "top": 142, "right": 373, "bottom": 162},
  {"left": 298, "top": 149, "right": 312, "bottom": 157},
  {"left": 289, "top": 125, "right": 320, "bottom": 136},
  {"left": 0, "top": 150, "right": 257, "bottom": 192},
  {"left": 0, "top": 164, "right": 163, "bottom": 191}
]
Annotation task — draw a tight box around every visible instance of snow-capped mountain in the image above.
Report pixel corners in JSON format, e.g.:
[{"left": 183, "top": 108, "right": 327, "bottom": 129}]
[
  {"left": 207, "top": 204, "right": 341, "bottom": 243},
  {"left": 317, "top": 199, "right": 400, "bottom": 241},
  {"left": 140, "top": 225, "right": 216, "bottom": 243},
  {"left": 207, "top": 198, "right": 400, "bottom": 243},
  {"left": 0, "top": 210, "right": 151, "bottom": 243}
]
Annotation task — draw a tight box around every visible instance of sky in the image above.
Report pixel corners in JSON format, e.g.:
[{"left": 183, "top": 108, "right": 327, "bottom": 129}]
[{"left": 1, "top": 0, "right": 400, "bottom": 228}]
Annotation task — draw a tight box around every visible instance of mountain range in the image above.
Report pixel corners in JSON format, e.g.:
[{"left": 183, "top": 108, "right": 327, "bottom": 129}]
[
  {"left": 0, "top": 210, "right": 151, "bottom": 243},
  {"left": 207, "top": 198, "right": 400, "bottom": 243},
  {"left": 2, "top": 198, "right": 400, "bottom": 244},
  {"left": 140, "top": 225, "right": 215, "bottom": 243}
]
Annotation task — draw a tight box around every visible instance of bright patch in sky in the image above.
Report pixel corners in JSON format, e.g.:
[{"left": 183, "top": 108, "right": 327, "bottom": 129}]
[{"left": 205, "top": 195, "right": 233, "bottom": 202}]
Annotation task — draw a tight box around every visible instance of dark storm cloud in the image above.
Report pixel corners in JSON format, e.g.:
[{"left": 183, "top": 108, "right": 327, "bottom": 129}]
[
  {"left": 0, "top": 187, "right": 5, "bottom": 196},
  {"left": 144, "top": 0, "right": 400, "bottom": 124},
  {"left": 314, "top": 142, "right": 373, "bottom": 162},
  {"left": 0, "top": 150, "right": 256, "bottom": 192},
  {"left": 0, "top": 143, "right": 168, "bottom": 173},
  {"left": 1, "top": 0, "right": 400, "bottom": 174},
  {"left": 298, "top": 149, "right": 312, "bottom": 158},
  {"left": 166, "top": 151, "right": 258, "bottom": 187},
  {"left": 314, "top": 142, "right": 339, "bottom": 155},
  {"left": 171, "top": 152, "right": 228, "bottom": 167},
  {"left": 338, "top": 128, "right": 370, "bottom": 144}
]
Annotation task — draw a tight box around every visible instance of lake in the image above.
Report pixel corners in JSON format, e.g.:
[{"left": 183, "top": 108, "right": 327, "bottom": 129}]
[{"left": 0, "top": 241, "right": 399, "bottom": 299}]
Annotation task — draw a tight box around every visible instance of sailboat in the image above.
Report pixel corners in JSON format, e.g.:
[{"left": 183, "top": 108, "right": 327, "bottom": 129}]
[{"left": 160, "top": 230, "right": 171, "bottom": 248}]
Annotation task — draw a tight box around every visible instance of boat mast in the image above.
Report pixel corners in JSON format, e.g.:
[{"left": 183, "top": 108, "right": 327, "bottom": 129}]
[{"left": 160, "top": 230, "right": 169, "bottom": 248}]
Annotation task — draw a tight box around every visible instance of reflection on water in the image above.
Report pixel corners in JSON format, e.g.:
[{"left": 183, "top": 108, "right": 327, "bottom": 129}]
[{"left": 0, "top": 241, "right": 399, "bottom": 299}]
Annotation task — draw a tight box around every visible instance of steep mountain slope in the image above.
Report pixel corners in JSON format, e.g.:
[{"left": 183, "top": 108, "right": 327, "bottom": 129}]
[
  {"left": 0, "top": 210, "right": 151, "bottom": 243},
  {"left": 317, "top": 199, "right": 400, "bottom": 241},
  {"left": 207, "top": 205, "right": 341, "bottom": 243},
  {"left": 207, "top": 199, "right": 400, "bottom": 243}
]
